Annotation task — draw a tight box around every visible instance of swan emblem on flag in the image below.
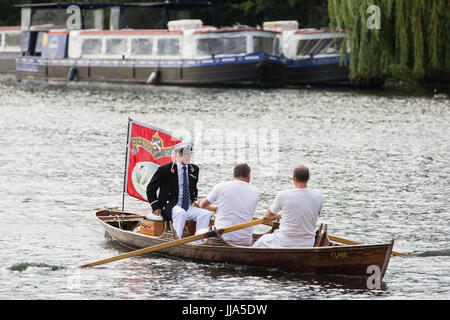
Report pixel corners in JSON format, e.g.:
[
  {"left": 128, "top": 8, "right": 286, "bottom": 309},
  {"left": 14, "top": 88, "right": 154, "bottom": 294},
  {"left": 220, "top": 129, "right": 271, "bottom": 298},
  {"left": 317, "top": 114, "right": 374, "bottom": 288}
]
[{"left": 131, "top": 161, "right": 159, "bottom": 200}]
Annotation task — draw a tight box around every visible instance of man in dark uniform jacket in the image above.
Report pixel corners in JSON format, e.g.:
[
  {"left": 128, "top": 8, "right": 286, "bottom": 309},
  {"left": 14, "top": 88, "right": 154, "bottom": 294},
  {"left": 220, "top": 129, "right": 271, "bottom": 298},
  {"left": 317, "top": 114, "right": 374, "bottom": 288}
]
[{"left": 146, "top": 142, "right": 211, "bottom": 238}]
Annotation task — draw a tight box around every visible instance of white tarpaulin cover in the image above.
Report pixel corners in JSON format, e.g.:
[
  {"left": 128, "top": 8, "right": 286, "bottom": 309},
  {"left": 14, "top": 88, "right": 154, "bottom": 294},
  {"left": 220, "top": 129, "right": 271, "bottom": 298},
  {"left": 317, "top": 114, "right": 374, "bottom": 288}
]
[
  {"left": 68, "top": 20, "right": 282, "bottom": 60},
  {"left": 263, "top": 21, "right": 299, "bottom": 32},
  {"left": 168, "top": 20, "right": 203, "bottom": 31}
]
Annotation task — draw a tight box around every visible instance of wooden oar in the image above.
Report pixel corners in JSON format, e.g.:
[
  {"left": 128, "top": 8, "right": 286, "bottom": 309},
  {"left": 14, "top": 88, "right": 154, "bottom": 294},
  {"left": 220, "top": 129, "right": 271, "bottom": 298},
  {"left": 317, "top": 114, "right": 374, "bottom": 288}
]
[
  {"left": 251, "top": 217, "right": 411, "bottom": 257},
  {"left": 326, "top": 235, "right": 411, "bottom": 256},
  {"left": 80, "top": 218, "right": 266, "bottom": 268},
  {"left": 197, "top": 204, "right": 411, "bottom": 257},
  {"left": 193, "top": 201, "right": 217, "bottom": 213}
]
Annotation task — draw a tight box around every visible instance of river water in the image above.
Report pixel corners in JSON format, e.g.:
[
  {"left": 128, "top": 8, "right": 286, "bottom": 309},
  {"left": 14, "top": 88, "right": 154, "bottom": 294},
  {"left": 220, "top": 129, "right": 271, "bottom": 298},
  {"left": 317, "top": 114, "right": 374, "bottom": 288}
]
[{"left": 0, "top": 78, "right": 448, "bottom": 300}]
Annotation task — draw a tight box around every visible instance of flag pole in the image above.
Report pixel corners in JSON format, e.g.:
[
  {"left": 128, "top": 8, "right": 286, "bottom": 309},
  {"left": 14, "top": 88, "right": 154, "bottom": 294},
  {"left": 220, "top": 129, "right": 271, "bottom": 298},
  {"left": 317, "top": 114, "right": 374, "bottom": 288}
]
[{"left": 122, "top": 118, "right": 132, "bottom": 212}]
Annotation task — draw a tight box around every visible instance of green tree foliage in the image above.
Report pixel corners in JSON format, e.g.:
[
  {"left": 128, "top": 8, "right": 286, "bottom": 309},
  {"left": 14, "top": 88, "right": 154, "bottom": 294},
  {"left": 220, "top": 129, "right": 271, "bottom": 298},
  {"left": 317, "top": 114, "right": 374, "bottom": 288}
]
[
  {"left": 329, "top": 0, "right": 450, "bottom": 86},
  {"left": 0, "top": 0, "right": 27, "bottom": 25},
  {"left": 214, "top": 0, "right": 329, "bottom": 28}
]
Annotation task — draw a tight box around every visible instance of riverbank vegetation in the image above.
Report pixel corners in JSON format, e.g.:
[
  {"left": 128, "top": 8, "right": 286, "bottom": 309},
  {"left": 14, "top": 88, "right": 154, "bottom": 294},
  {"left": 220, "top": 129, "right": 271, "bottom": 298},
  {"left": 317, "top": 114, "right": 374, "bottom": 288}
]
[{"left": 329, "top": 0, "right": 450, "bottom": 87}]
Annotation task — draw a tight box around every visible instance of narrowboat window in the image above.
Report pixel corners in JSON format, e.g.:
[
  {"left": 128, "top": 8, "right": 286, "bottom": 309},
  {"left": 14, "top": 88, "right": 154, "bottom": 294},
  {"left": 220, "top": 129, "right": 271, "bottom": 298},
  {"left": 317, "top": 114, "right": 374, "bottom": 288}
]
[
  {"left": 131, "top": 39, "right": 154, "bottom": 56},
  {"left": 196, "top": 37, "right": 247, "bottom": 56},
  {"left": 253, "top": 36, "right": 275, "bottom": 54},
  {"left": 34, "top": 32, "right": 46, "bottom": 55},
  {"left": 5, "top": 33, "right": 21, "bottom": 48},
  {"left": 30, "top": 9, "right": 67, "bottom": 28},
  {"left": 157, "top": 38, "right": 180, "bottom": 56},
  {"left": 197, "top": 38, "right": 221, "bottom": 56},
  {"left": 106, "top": 39, "right": 127, "bottom": 55},
  {"left": 83, "top": 9, "right": 105, "bottom": 30},
  {"left": 296, "top": 38, "right": 333, "bottom": 56},
  {"left": 223, "top": 37, "right": 246, "bottom": 54},
  {"left": 325, "top": 38, "right": 344, "bottom": 54},
  {"left": 81, "top": 39, "right": 102, "bottom": 55},
  {"left": 274, "top": 38, "right": 281, "bottom": 55}
]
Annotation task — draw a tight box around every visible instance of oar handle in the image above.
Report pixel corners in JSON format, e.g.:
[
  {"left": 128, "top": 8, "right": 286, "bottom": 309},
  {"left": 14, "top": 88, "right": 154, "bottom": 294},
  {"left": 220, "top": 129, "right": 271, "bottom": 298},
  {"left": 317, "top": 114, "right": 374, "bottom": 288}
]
[
  {"left": 193, "top": 201, "right": 217, "bottom": 213},
  {"left": 253, "top": 218, "right": 411, "bottom": 257},
  {"left": 219, "top": 218, "right": 265, "bottom": 234}
]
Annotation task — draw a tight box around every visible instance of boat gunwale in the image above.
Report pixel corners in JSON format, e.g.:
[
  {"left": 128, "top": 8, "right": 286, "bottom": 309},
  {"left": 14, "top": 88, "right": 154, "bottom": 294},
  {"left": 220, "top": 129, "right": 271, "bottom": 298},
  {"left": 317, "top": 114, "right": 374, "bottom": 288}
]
[
  {"left": 194, "top": 28, "right": 281, "bottom": 35},
  {"left": 94, "top": 208, "right": 394, "bottom": 254},
  {"left": 79, "top": 30, "right": 183, "bottom": 36},
  {"left": 0, "top": 26, "right": 22, "bottom": 31},
  {"left": 295, "top": 29, "right": 346, "bottom": 35}
]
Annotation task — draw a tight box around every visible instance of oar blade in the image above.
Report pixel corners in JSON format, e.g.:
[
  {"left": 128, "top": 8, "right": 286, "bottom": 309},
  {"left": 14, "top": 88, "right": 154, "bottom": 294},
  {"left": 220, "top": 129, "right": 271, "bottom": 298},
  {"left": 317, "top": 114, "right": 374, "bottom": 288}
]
[
  {"left": 257, "top": 218, "right": 411, "bottom": 257},
  {"left": 80, "top": 218, "right": 266, "bottom": 268},
  {"left": 80, "top": 230, "right": 216, "bottom": 268},
  {"left": 328, "top": 235, "right": 411, "bottom": 256}
]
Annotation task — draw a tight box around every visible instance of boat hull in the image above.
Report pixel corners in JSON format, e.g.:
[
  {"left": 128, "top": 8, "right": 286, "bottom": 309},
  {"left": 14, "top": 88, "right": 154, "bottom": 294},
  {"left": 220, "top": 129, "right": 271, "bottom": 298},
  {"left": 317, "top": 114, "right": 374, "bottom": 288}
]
[
  {"left": 15, "top": 54, "right": 285, "bottom": 87},
  {"left": 0, "top": 53, "right": 18, "bottom": 74},
  {"left": 286, "top": 55, "right": 350, "bottom": 86},
  {"left": 95, "top": 209, "right": 393, "bottom": 279}
]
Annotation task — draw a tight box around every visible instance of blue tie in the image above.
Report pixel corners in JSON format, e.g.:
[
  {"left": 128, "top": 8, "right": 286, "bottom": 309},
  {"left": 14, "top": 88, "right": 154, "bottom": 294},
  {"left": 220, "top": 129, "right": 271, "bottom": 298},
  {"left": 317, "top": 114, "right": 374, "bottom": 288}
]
[{"left": 181, "top": 166, "right": 190, "bottom": 211}]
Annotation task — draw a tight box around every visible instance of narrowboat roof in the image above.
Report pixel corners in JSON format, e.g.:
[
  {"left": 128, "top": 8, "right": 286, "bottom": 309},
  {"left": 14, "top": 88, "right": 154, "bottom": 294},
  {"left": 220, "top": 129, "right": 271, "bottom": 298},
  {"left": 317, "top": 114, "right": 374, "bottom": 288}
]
[
  {"left": 73, "top": 28, "right": 278, "bottom": 36},
  {"left": 126, "top": 2, "right": 224, "bottom": 9},
  {"left": 295, "top": 29, "right": 346, "bottom": 35},
  {"left": 15, "top": 3, "right": 124, "bottom": 9},
  {"left": 15, "top": 1, "right": 224, "bottom": 9},
  {"left": 194, "top": 28, "right": 280, "bottom": 34},
  {"left": 0, "top": 26, "right": 21, "bottom": 31},
  {"left": 79, "top": 29, "right": 183, "bottom": 36}
]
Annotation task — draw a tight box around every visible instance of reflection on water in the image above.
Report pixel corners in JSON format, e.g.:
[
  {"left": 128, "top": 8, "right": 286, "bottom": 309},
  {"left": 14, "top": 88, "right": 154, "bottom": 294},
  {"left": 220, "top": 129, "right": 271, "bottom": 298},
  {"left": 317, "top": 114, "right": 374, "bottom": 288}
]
[
  {"left": 416, "top": 249, "right": 450, "bottom": 257},
  {"left": 8, "top": 262, "right": 65, "bottom": 272},
  {"left": 0, "top": 79, "right": 449, "bottom": 299},
  {"left": 100, "top": 232, "right": 388, "bottom": 299}
]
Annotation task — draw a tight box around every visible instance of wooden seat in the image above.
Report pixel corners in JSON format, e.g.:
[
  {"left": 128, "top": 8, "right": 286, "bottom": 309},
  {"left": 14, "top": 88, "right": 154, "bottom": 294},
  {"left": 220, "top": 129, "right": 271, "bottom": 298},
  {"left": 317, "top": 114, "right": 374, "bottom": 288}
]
[{"left": 314, "top": 224, "right": 334, "bottom": 247}]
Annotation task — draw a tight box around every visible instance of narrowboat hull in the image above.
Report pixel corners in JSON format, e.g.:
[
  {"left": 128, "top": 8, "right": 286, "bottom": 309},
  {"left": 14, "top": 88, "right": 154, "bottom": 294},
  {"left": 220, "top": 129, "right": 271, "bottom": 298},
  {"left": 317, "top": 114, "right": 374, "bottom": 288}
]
[
  {"left": 16, "top": 54, "right": 286, "bottom": 87},
  {"left": 95, "top": 208, "right": 393, "bottom": 279},
  {"left": 0, "top": 26, "right": 21, "bottom": 75},
  {"left": 286, "top": 55, "right": 350, "bottom": 86},
  {"left": 0, "top": 53, "right": 19, "bottom": 74}
]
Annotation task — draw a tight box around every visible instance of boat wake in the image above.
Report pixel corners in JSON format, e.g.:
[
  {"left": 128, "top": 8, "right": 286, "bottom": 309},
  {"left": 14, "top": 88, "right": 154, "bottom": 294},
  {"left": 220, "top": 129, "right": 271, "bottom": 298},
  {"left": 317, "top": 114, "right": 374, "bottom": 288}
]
[
  {"left": 8, "top": 262, "right": 65, "bottom": 272},
  {"left": 415, "top": 249, "right": 450, "bottom": 257}
]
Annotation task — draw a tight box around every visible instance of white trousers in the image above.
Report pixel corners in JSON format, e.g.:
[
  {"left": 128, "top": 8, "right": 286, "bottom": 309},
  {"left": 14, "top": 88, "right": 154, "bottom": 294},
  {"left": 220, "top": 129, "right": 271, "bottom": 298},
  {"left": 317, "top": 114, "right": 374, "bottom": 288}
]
[
  {"left": 253, "top": 230, "right": 315, "bottom": 248},
  {"left": 171, "top": 205, "right": 212, "bottom": 238}
]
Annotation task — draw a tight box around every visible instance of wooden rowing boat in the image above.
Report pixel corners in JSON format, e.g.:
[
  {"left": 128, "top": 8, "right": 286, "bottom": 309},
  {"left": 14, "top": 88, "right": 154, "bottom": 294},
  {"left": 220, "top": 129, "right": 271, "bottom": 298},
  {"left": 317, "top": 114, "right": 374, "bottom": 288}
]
[{"left": 94, "top": 208, "right": 394, "bottom": 279}]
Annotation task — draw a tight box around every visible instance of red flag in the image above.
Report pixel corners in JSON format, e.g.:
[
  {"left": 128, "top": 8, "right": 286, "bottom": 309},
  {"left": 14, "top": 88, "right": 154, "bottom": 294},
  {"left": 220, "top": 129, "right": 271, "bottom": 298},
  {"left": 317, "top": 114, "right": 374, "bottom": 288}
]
[{"left": 125, "top": 120, "right": 181, "bottom": 202}]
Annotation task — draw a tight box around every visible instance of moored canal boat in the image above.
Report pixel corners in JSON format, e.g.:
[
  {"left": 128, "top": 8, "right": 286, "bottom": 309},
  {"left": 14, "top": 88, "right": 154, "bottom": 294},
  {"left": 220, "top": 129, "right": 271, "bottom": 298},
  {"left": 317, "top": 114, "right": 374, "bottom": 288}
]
[
  {"left": 16, "top": 25, "right": 284, "bottom": 86},
  {"left": 94, "top": 208, "right": 394, "bottom": 279},
  {"left": 0, "top": 27, "right": 21, "bottom": 75},
  {"left": 15, "top": 2, "right": 285, "bottom": 87},
  {"left": 264, "top": 21, "right": 350, "bottom": 86}
]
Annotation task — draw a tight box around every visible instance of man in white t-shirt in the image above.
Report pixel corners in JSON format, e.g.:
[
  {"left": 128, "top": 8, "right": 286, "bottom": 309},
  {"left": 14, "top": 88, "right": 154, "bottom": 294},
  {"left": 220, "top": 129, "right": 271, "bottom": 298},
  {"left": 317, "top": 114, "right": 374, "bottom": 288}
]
[
  {"left": 199, "top": 163, "right": 259, "bottom": 246},
  {"left": 253, "top": 165, "right": 323, "bottom": 248}
]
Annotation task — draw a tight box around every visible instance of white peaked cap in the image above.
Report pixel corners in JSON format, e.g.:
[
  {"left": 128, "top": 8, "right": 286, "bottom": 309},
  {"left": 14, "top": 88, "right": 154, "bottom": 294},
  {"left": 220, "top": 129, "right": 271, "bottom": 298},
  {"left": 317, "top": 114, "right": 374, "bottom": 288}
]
[{"left": 172, "top": 141, "right": 194, "bottom": 153}]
